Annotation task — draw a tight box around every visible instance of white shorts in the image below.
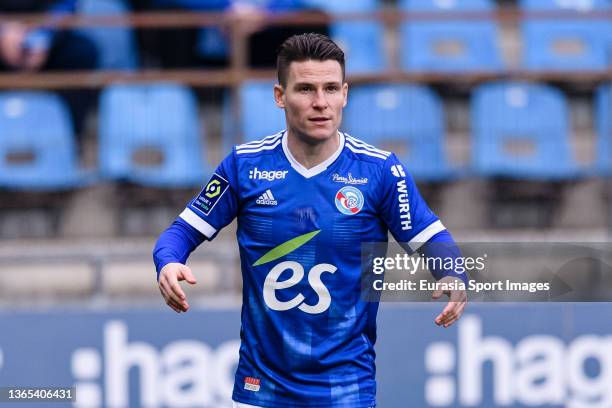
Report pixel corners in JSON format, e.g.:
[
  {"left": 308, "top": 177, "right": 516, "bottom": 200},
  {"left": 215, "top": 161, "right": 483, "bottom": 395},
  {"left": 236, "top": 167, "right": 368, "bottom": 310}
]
[{"left": 233, "top": 402, "right": 264, "bottom": 408}]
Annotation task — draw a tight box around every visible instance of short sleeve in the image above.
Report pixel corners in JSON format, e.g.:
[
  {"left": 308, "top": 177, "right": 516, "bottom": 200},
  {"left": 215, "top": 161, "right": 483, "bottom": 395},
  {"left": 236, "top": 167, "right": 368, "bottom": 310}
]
[
  {"left": 179, "top": 150, "right": 239, "bottom": 240},
  {"left": 378, "top": 153, "right": 446, "bottom": 251}
]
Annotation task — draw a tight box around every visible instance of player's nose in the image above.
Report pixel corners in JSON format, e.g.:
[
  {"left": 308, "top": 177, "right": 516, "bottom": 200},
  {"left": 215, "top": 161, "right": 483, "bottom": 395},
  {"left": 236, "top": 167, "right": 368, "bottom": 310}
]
[{"left": 311, "top": 89, "right": 328, "bottom": 109}]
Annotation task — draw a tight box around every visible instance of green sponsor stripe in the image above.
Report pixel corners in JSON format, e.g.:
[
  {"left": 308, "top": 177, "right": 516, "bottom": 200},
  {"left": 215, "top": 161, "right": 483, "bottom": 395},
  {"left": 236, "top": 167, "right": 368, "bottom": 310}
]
[{"left": 253, "top": 230, "right": 321, "bottom": 266}]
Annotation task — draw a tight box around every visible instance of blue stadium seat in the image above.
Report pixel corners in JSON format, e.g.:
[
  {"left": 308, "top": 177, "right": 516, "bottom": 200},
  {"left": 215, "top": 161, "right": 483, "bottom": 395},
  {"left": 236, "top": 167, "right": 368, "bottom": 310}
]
[
  {"left": 77, "top": 0, "right": 139, "bottom": 69},
  {"left": 520, "top": 0, "right": 611, "bottom": 71},
  {"left": 240, "top": 81, "right": 286, "bottom": 141},
  {"left": 343, "top": 84, "right": 455, "bottom": 181},
  {"left": 222, "top": 81, "right": 286, "bottom": 150},
  {"left": 0, "top": 92, "right": 91, "bottom": 190},
  {"left": 472, "top": 82, "right": 580, "bottom": 179},
  {"left": 399, "top": 0, "right": 503, "bottom": 72},
  {"left": 99, "top": 83, "right": 207, "bottom": 187},
  {"left": 596, "top": 83, "right": 611, "bottom": 176},
  {"left": 303, "top": 0, "right": 387, "bottom": 73}
]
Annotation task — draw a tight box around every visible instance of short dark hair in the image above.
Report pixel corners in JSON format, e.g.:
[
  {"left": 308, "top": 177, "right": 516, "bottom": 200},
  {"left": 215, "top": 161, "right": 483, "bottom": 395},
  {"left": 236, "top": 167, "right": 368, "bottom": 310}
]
[{"left": 276, "top": 33, "right": 345, "bottom": 87}]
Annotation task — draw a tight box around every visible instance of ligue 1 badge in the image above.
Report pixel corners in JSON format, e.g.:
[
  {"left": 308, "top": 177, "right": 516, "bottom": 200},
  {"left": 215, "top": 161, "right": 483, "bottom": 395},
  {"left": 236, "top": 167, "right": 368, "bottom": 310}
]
[
  {"left": 192, "top": 173, "right": 229, "bottom": 216},
  {"left": 335, "top": 186, "right": 364, "bottom": 215}
]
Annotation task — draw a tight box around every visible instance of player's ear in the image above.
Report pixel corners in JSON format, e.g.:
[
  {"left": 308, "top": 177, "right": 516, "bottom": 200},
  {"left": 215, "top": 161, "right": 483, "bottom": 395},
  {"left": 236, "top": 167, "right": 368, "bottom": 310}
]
[
  {"left": 274, "top": 84, "right": 285, "bottom": 108},
  {"left": 342, "top": 82, "right": 348, "bottom": 108}
]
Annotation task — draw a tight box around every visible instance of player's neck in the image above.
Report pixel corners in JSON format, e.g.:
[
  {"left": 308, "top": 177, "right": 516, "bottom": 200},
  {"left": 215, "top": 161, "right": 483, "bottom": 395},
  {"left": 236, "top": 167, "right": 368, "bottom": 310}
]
[{"left": 286, "top": 130, "right": 340, "bottom": 169}]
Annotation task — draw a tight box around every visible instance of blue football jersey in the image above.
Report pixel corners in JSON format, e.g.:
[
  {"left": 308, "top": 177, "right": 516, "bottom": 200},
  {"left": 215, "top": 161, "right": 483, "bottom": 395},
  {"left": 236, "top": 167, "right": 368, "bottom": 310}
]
[{"left": 179, "top": 131, "right": 446, "bottom": 407}]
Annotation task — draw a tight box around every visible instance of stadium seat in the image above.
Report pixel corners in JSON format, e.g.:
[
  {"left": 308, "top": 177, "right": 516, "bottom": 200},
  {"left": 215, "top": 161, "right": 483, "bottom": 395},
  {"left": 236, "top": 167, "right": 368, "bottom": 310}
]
[
  {"left": 595, "top": 83, "right": 611, "bottom": 176},
  {"left": 98, "top": 83, "right": 207, "bottom": 187},
  {"left": 0, "top": 92, "right": 91, "bottom": 190},
  {"left": 303, "top": 0, "right": 387, "bottom": 73},
  {"left": 77, "top": 0, "right": 139, "bottom": 69},
  {"left": 342, "top": 84, "right": 455, "bottom": 181},
  {"left": 471, "top": 81, "right": 580, "bottom": 179},
  {"left": 222, "top": 81, "right": 286, "bottom": 150},
  {"left": 520, "top": 0, "right": 611, "bottom": 71},
  {"left": 399, "top": 0, "right": 503, "bottom": 72}
]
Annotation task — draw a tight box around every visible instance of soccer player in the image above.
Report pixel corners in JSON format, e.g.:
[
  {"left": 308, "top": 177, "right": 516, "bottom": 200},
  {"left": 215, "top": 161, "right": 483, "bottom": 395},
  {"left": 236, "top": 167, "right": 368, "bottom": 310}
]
[{"left": 154, "top": 33, "right": 467, "bottom": 408}]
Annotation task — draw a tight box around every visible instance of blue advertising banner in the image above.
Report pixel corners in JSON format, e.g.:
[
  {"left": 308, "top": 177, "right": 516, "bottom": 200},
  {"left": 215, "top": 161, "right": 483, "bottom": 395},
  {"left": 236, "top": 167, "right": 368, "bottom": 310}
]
[{"left": 0, "top": 304, "right": 610, "bottom": 407}]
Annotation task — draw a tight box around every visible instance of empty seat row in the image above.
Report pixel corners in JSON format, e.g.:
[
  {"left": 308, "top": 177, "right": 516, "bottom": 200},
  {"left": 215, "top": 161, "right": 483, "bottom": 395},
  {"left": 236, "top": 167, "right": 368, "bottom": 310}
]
[
  {"left": 397, "top": 0, "right": 612, "bottom": 72},
  {"left": 0, "top": 93, "right": 93, "bottom": 190},
  {"left": 80, "top": 0, "right": 612, "bottom": 73},
  {"left": 0, "top": 84, "right": 208, "bottom": 190},
  {"left": 0, "top": 81, "right": 610, "bottom": 190},
  {"left": 233, "top": 80, "right": 611, "bottom": 181},
  {"left": 322, "top": 0, "right": 610, "bottom": 74},
  {"left": 99, "top": 83, "right": 206, "bottom": 186}
]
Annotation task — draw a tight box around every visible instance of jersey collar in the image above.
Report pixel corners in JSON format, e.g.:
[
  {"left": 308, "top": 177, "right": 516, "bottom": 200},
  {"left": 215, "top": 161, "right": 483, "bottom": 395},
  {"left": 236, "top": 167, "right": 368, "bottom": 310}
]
[{"left": 281, "top": 130, "right": 345, "bottom": 179}]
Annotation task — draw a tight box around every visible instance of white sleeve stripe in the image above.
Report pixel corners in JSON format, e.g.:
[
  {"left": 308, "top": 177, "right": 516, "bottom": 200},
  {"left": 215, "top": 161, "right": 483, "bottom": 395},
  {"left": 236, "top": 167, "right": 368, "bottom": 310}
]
[
  {"left": 408, "top": 220, "right": 446, "bottom": 252},
  {"left": 179, "top": 208, "right": 217, "bottom": 238},
  {"left": 345, "top": 135, "right": 391, "bottom": 156},
  {"left": 240, "top": 131, "right": 281, "bottom": 144},
  {"left": 236, "top": 132, "right": 283, "bottom": 150},
  {"left": 345, "top": 134, "right": 391, "bottom": 156},
  {"left": 236, "top": 140, "right": 282, "bottom": 154},
  {"left": 345, "top": 144, "right": 388, "bottom": 160}
]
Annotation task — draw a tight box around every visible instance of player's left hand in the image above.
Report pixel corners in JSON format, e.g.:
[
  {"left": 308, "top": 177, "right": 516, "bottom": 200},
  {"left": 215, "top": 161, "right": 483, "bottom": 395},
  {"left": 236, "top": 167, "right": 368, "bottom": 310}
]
[{"left": 432, "top": 276, "right": 467, "bottom": 328}]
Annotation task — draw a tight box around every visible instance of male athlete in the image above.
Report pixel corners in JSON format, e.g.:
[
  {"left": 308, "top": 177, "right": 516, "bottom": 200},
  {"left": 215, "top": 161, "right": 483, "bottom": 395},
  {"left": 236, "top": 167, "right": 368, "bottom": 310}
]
[{"left": 154, "top": 33, "right": 467, "bottom": 408}]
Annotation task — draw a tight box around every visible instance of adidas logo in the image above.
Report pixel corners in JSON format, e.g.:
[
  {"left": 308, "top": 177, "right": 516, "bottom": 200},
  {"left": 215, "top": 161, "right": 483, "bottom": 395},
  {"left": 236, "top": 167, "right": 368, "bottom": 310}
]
[{"left": 256, "top": 189, "right": 278, "bottom": 206}]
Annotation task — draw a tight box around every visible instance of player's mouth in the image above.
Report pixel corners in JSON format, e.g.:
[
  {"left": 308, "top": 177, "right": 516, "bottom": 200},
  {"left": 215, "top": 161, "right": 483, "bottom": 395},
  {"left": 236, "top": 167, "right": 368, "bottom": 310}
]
[{"left": 309, "top": 116, "right": 331, "bottom": 124}]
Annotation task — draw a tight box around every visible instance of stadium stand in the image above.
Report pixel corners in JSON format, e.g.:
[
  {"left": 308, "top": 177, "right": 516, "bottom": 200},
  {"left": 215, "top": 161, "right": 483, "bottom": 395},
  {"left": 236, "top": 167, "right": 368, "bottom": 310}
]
[
  {"left": 143, "top": 0, "right": 329, "bottom": 69},
  {"left": 98, "top": 83, "right": 206, "bottom": 187},
  {"left": 596, "top": 83, "right": 612, "bottom": 176},
  {"left": 103, "top": 258, "right": 222, "bottom": 296},
  {"left": 520, "top": 0, "right": 611, "bottom": 71},
  {"left": 399, "top": 0, "right": 503, "bottom": 72},
  {"left": 471, "top": 81, "right": 587, "bottom": 228},
  {"left": 304, "top": 0, "right": 386, "bottom": 73},
  {"left": 0, "top": 1, "right": 609, "bottom": 289},
  {"left": 0, "top": 92, "right": 91, "bottom": 190},
  {"left": 0, "top": 260, "right": 95, "bottom": 299},
  {"left": 77, "top": 0, "right": 139, "bottom": 69},
  {"left": 343, "top": 83, "right": 456, "bottom": 181},
  {"left": 223, "top": 80, "right": 286, "bottom": 149},
  {"left": 472, "top": 81, "right": 579, "bottom": 179}
]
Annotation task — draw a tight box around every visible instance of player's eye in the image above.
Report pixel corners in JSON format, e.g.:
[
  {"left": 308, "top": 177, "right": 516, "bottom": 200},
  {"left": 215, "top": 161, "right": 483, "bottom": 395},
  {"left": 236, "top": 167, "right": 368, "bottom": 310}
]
[
  {"left": 326, "top": 85, "right": 340, "bottom": 92},
  {"left": 298, "top": 85, "right": 312, "bottom": 93}
]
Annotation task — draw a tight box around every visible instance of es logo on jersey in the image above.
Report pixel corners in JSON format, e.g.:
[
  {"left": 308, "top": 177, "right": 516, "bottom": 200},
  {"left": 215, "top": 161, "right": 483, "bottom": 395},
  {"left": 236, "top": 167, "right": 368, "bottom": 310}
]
[
  {"left": 249, "top": 167, "right": 288, "bottom": 181},
  {"left": 254, "top": 230, "right": 337, "bottom": 314},
  {"left": 335, "top": 186, "right": 364, "bottom": 215},
  {"left": 192, "top": 173, "right": 229, "bottom": 216}
]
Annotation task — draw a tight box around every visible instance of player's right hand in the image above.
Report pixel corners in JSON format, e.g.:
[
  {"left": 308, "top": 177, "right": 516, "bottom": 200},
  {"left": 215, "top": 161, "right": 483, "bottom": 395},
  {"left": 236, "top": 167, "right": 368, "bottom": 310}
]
[{"left": 158, "top": 263, "right": 197, "bottom": 313}]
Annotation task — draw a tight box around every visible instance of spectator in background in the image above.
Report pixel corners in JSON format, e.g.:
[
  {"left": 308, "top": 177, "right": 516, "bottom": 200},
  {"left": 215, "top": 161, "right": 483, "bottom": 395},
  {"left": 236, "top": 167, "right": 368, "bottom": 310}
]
[
  {"left": 131, "top": 0, "right": 328, "bottom": 68},
  {"left": 0, "top": 0, "right": 98, "bottom": 136}
]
